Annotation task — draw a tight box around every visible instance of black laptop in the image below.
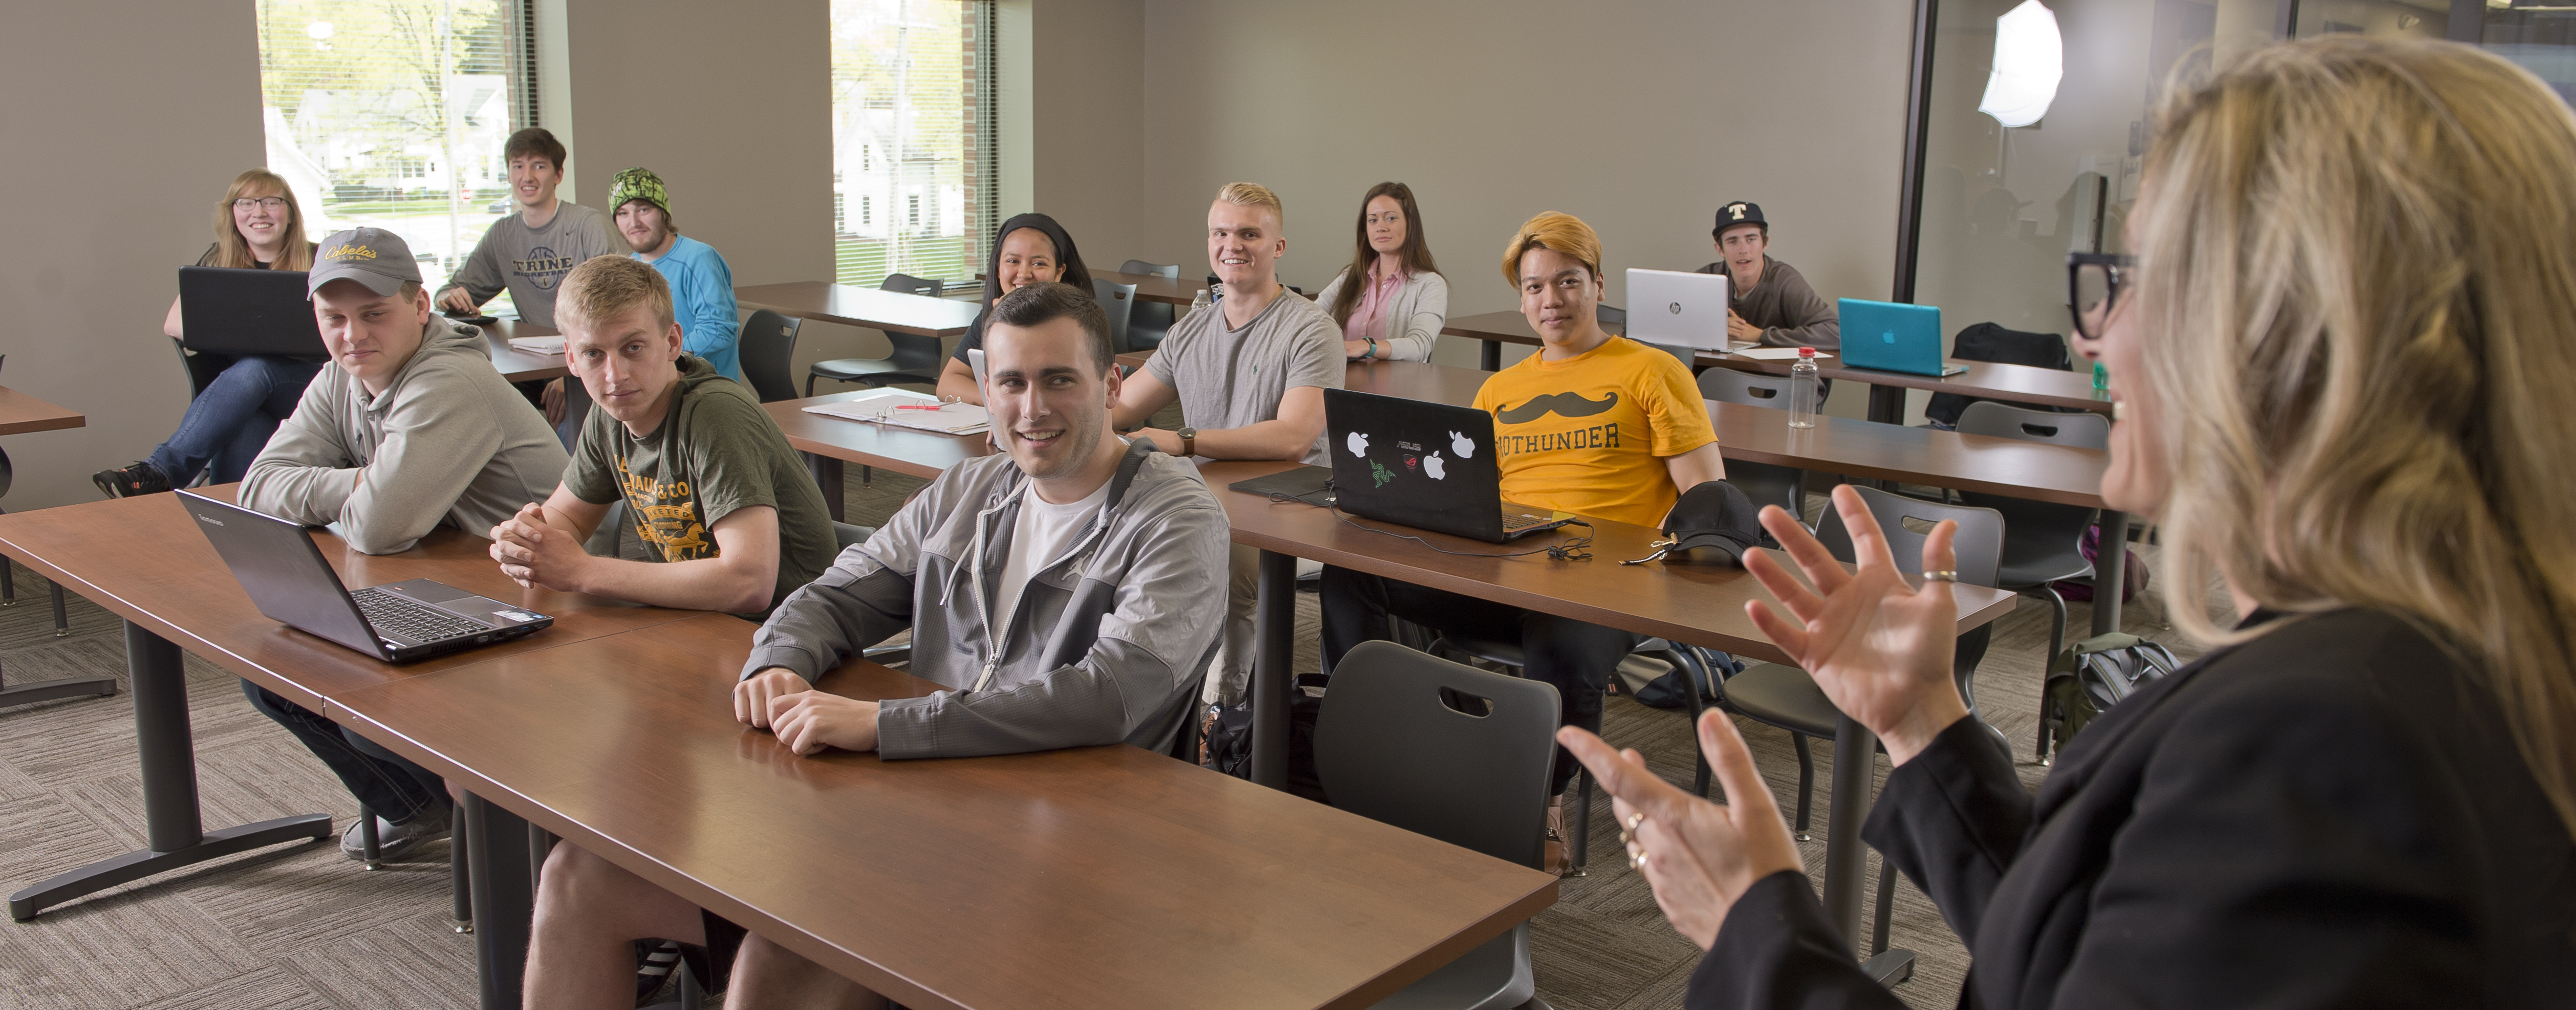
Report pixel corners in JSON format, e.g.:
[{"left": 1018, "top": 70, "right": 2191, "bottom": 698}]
[
  {"left": 178, "top": 266, "right": 329, "bottom": 359},
  {"left": 1230, "top": 390, "right": 1575, "bottom": 543},
  {"left": 177, "top": 490, "right": 553, "bottom": 662}
]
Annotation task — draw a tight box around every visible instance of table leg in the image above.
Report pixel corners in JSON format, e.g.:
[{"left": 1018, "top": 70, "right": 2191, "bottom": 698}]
[
  {"left": 7, "top": 622, "right": 329, "bottom": 920},
  {"left": 2091, "top": 511, "right": 2130, "bottom": 636},
  {"left": 1865, "top": 384, "right": 1907, "bottom": 424},
  {"left": 807, "top": 453, "right": 845, "bottom": 523},
  {"left": 1248, "top": 550, "right": 1295, "bottom": 789},
  {"left": 1820, "top": 714, "right": 1877, "bottom": 953},
  {"left": 1480, "top": 339, "right": 1501, "bottom": 372},
  {"left": 463, "top": 791, "right": 535, "bottom": 1010}
]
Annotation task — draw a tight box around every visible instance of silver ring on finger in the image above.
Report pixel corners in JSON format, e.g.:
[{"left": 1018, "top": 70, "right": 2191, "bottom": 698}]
[
  {"left": 1923, "top": 570, "right": 1958, "bottom": 582},
  {"left": 1629, "top": 850, "right": 1649, "bottom": 871}
]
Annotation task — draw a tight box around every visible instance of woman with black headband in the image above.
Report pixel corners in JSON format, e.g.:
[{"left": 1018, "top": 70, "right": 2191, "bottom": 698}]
[{"left": 934, "top": 212, "right": 1096, "bottom": 405}]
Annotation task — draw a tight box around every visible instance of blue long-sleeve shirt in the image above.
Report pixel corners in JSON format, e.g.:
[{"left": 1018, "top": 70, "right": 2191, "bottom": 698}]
[{"left": 640, "top": 234, "right": 742, "bottom": 383}]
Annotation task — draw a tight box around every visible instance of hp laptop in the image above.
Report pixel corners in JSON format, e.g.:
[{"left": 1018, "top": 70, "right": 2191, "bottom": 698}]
[
  {"left": 1838, "top": 298, "right": 1966, "bottom": 377},
  {"left": 178, "top": 266, "right": 330, "bottom": 359},
  {"left": 1627, "top": 268, "right": 1752, "bottom": 353},
  {"left": 1230, "top": 390, "right": 1575, "bottom": 543},
  {"left": 177, "top": 490, "right": 554, "bottom": 662}
]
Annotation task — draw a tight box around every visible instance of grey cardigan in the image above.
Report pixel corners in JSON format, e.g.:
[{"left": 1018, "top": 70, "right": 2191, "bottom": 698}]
[
  {"left": 741, "top": 439, "right": 1231, "bottom": 759},
  {"left": 1311, "top": 267, "right": 1449, "bottom": 362},
  {"left": 240, "top": 318, "right": 568, "bottom": 555}
]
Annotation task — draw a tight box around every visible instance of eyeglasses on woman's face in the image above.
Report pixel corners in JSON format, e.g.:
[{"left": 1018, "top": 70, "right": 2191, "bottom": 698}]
[
  {"left": 232, "top": 197, "right": 289, "bottom": 212},
  {"left": 2068, "top": 252, "right": 2136, "bottom": 341}
]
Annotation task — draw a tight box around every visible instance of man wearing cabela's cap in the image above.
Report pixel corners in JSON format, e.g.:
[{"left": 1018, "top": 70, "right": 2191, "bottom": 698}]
[
  {"left": 1693, "top": 200, "right": 1840, "bottom": 350},
  {"left": 609, "top": 167, "right": 743, "bottom": 383},
  {"left": 235, "top": 226, "right": 569, "bottom": 863}
]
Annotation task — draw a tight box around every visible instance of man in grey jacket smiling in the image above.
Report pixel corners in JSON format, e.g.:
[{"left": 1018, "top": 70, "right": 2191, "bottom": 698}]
[{"left": 521, "top": 281, "right": 1231, "bottom": 1008}]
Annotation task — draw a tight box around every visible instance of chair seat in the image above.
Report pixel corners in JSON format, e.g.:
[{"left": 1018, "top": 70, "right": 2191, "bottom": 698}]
[
  {"left": 1439, "top": 636, "right": 1676, "bottom": 686},
  {"left": 1366, "top": 924, "right": 1534, "bottom": 1010},
  {"left": 1997, "top": 546, "right": 2092, "bottom": 589},
  {"left": 1723, "top": 662, "right": 1840, "bottom": 737},
  {"left": 810, "top": 357, "right": 937, "bottom": 382}
]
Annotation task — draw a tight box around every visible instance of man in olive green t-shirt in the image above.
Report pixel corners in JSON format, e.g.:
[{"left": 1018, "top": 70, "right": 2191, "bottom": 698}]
[{"left": 489, "top": 256, "right": 835, "bottom": 618}]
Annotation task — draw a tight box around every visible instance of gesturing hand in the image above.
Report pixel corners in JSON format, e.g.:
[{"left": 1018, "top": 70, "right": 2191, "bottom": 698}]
[
  {"left": 1742, "top": 485, "right": 1969, "bottom": 765},
  {"left": 768, "top": 691, "right": 880, "bottom": 756},
  {"left": 1559, "top": 711, "right": 1804, "bottom": 950}
]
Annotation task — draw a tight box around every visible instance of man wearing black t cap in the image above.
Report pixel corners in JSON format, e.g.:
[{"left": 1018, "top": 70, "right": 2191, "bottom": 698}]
[{"left": 1694, "top": 201, "right": 1840, "bottom": 351}]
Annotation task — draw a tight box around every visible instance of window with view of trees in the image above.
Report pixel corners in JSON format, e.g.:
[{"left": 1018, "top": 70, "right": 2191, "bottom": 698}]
[
  {"left": 832, "top": 0, "right": 997, "bottom": 290},
  {"left": 256, "top": 0, "right": 527, "bottom": 312}
]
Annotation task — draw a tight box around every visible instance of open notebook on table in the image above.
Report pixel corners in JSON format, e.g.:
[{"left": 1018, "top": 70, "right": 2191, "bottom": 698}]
[{"left": 801, "top": 388, "right": 991, "bottom": 435}]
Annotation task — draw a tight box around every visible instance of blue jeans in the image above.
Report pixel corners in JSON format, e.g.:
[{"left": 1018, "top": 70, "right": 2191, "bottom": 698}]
[
  {"left": 240, "top": 679, "right": 447, "bottom": 824},
  {"left": 149, "top": 355, "right": 324, "bottom": 486}
]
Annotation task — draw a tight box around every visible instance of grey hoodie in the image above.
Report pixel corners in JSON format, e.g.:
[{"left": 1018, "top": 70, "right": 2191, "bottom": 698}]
[
  {"left": 241, "top": 318, "right": 569, "bottom": 555},
  {"left": 742, "top": 439, "right": 1231, "bottom": 760}
]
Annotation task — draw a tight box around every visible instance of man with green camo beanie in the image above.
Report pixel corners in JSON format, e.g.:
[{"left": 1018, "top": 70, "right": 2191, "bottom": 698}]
[{"left": 610, "top": 166, "right": 743, "bottom": 384}]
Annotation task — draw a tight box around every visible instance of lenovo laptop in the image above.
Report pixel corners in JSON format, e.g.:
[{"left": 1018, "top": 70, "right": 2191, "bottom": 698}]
[
  {"left": 178, "top": 266, "right": 330, "bottom": 359},
  {"left": 177, "top": 490, "right": 554, "bottom": 662},
  {"left": 1838, "top": 298, "right": 1966, "bottom": 377},
  {"left": 1627, "top": 268, "right": 1752, "bottom": 353},
  {"left": 1230, "top": 390, "right": 1575, "bottom": 543}
]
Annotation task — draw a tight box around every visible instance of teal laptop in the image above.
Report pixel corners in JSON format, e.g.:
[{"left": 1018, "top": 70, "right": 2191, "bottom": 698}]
[{"left": 1838, "top": 298, "right": 1966, "bottom": 377}]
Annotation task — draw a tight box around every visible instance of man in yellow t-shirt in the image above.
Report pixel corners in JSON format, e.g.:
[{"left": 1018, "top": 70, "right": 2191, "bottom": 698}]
[{"left": 1321, "top": 212, "right": 1727, "bottom": 872}]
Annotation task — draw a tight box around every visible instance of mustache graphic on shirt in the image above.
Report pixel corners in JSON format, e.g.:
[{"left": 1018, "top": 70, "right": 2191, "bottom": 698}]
[{"left": 1495, "top": 390, "right": 1621, "bottom": 424}]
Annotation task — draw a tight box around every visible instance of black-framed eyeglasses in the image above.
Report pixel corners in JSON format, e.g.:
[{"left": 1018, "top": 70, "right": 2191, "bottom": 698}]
[
  {"left": 2068, "top": 252, "right": 2135, "bottom": 341},
  {"left": 231, "top": 197, "right": 289, "bottom": 211}
]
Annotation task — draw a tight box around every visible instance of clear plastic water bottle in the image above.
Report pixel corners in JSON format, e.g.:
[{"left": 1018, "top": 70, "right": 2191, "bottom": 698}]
[
  {"left": 1788, "top": 347, "right": 1820, "bottom": 428},
  {"left": 1192, "top": 286, "right": 1216, "bottom": 315}
]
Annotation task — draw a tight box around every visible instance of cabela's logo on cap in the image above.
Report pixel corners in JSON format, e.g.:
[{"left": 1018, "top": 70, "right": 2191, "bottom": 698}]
[{"left": 327, "top": 244, "right": 380, "bottom": 262}]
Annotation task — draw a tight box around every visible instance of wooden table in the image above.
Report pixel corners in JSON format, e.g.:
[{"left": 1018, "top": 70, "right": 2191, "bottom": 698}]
[
  {"left": 333, "top": 612, "right": 1559, "bottom": 1010},
  {"left": 735, "top": 282, "right": 983, "bottom": 337},
  {"left": 478, "top": 319, "right": 567, "bottom": 383},
  {"left": 0, "top": 485, "right": 693, "bottom": 992},
  {"left": 1441, "top": 310, "right": 2111, "bottom": 420},
  {"left": 1094, "top": 269, "right": 1203, "bottom": 306},
  {"left": 0, "top": 386, "right": 83, "bottom": 437},
  {"left": 1114, "top": 352, "right": 1488, "bottom": 411},
  {"left": 762, "top": 390, "right": 996, "bottom": 520}
]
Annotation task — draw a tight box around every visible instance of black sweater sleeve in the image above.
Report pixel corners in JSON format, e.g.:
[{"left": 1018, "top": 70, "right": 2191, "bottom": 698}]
[
  {"left": 1859, "top": 716, "right": 2034, "bottom": 947},
  {"left": 1687, "top": 871, "right": 1909, "bottom": 1009}
]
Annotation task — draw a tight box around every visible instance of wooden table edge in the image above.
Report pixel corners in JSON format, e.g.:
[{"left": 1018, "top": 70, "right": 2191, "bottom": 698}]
[
  {"left": 734, "top": 290, "right": 975, "bottom": 339},
  {"left": 0, "top": 413, "right": 85, "bottom": 437}
]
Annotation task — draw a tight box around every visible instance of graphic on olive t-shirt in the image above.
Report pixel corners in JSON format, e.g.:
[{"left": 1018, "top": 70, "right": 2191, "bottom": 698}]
[{"left": 617, "top": 456, "right": 717, "bottom": 562}]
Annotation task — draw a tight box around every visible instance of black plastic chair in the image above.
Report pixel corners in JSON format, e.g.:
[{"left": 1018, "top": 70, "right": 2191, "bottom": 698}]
[
  {"left": 1092, "top": 278, "right": 1137, "bottom": 352},
  {"left": 1950, "top": 401, "right": 2111, "bottom": 762},
  {"left": 1120, "top": 260, "right": 1179, "bottom": 350},
  {"left": 1640, "top": 341, "right": 1697, "bottom": 370},
  {"left": 805, "top": 274, "right": 947, "bottom": 396},
  {"left": 1314, "top": 642, "right": 1559, "bottom": 1010},
  {"left": 1697, "top": 368, "right": 1811, "bottom": 524},
  {"left": 1924, "top": 323, "right": 2076, "bottom": 428},
  {"left": 737, "top": 309, "right": 802, "bottom": 403}
]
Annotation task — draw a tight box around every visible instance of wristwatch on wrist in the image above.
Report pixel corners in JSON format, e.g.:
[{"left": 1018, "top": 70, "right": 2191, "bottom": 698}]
[
  {"left": 1176, "top": 427, "right": 1198, "bottom": 457},
  {"left": 1365, "top": 339, "right": 1378, "bottom": 360}
]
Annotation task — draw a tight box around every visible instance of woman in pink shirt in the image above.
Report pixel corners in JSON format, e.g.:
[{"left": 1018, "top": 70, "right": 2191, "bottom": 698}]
[{"left": 1314, "top": 181, "right": 1449, "bottom": 362}]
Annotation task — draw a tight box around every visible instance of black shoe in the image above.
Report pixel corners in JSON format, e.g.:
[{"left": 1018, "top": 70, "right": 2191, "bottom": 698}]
[
  {"left": 92, "top": 461, "right": 171, "bottom": 499},
  {"left": 635, "top": 940, "right": 685, "bottom": 1005}
]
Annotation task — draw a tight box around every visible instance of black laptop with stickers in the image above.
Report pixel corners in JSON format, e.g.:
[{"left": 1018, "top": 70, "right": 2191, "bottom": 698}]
[{"left": 1228, "top": 390, "right": 1572, "bottom": 544}]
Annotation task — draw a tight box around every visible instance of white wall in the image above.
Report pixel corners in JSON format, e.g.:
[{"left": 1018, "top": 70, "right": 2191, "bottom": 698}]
[
  {"left": 1116, "top": 0, "right": 1917, "bottom": 388},
  {"left": 0, "top": 2, "right": 266, "bottom": 510}
]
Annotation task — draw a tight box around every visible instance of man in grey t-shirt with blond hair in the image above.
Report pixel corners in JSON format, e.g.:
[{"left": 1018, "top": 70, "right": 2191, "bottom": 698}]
[{"left": 1114, "top": 180, "right": 1342, "bottom": 713}]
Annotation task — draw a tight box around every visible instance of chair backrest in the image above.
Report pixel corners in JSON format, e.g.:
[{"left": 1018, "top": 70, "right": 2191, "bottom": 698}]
[
  {"left": 881, "top": 273, "right": 944, "bottom": 298},
  {"left": 1596, "top": 304, "right": 1626, "bottom": 331},
  {"left": 1092, "top": 278, "right": 1138, "bottom": 352},
  {"left": 1956, "top": 401, "right": 2109, "bottom": 449},
  {"left": 1698, "top": 366, "right": 1794, "bottom": 408},
  {"left": 1641, "top": 342, "right": 1696, "bottom": 369},
  {"left": 832, "top": 522, "right": 874, "bottom": 552},
  {"left": 737, "top": 309, "right": 802, "bottom": 403},
  {"left": 1814, "top": 485, "right": 2005, "bottom": 588},
  {"left": 1313, "top": 642, "right": 1559, "bottom": 870},
  {"left": 1119, "top": 260, "right": 1180, "bottom": 278},
  {"left": 1924, "top": 322, "right": 2075, "bottom": 426}
]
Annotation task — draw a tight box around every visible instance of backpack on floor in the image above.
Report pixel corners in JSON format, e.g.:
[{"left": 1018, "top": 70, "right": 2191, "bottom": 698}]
[{"left": 2039, "top": 632, "right": 2181, "bottom": 761}]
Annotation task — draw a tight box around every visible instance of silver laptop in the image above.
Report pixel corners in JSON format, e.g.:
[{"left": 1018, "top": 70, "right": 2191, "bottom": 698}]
[
  {"left": 1627, "top": 268, "right": 1752, "bottom": 353},
  {"left": 178, "top": 490, "right": 554, "bottom": 662}
]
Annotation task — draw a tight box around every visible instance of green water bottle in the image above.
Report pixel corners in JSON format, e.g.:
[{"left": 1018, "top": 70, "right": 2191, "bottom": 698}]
[{"left": 2093, "top": 360, "right": 2109, "bottom": 390}]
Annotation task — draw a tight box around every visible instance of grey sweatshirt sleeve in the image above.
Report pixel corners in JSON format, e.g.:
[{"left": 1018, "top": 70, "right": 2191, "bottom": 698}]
[
  {"left": 872, "top": 496, "right": 1231, "bottom": 759},
  {"left": 437, "top": 224, "right": 507, "bottom": 307},
  {"left": 739, "top": 490, "right": 924, "bottom": 684},
  {"left": 1383, "top": 271, "right": 1447, "bottom": 363},
  {"left": 241, "top": 374, "right": 365, "bottom": 528},
  {"left": 1758, "top": 266, "right": 1841, "bottom": 351}
]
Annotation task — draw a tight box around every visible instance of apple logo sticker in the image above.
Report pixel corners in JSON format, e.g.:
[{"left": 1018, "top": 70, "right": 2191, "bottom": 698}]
[
  {"left": 1449, "top": 431, "right": 1474, "bottom": 459},
  {"left": 1425, "top": 452, "right": 1447, "bottom": 480},
  {"left": 1346, "top": 431, "right": 1371, "bottom": 457}
]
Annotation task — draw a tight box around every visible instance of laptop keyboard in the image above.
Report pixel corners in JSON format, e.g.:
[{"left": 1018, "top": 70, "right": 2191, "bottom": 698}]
[{"left": 351, "top": 588, "right": 489, "bottom": 644}]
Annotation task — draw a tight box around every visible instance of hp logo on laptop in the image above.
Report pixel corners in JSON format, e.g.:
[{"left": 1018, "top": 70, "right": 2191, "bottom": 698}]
[{"left": 1668, "top": 302, "right": 1682, "bottom": 314}]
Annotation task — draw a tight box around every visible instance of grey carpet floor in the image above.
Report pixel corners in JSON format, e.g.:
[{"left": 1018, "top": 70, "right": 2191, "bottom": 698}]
[{"left": 0, "top": 469, "right": 2212, "bottom": 1010}]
